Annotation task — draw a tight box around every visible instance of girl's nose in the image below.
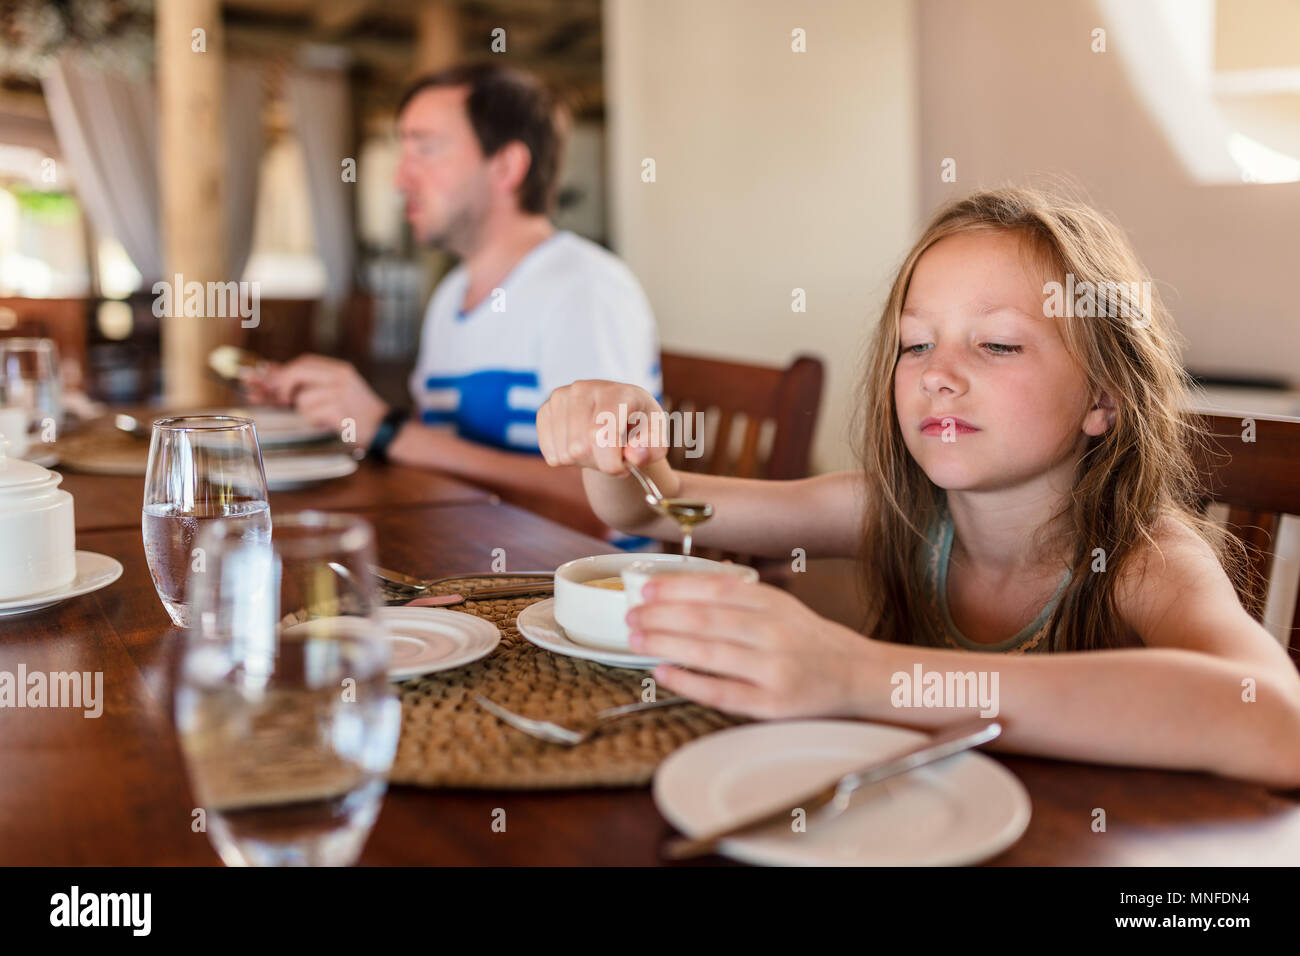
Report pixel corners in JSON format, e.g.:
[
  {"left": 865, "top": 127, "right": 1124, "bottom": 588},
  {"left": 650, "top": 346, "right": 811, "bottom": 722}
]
[{"left": 920, "top": 352, "right": 966, "bottom": 396}]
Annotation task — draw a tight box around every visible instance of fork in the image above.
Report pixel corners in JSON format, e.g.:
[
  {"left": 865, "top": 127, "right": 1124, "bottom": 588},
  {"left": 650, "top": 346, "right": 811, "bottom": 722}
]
[
  {"left": 373, "top": 566, "right": 553, "bottom": 594},
  {"left": 473, "top": 693, "right": 689, "bottom": 745}
]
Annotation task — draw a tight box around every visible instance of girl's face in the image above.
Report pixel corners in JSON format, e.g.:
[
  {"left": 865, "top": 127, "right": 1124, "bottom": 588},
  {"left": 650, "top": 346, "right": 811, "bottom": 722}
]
[{"left": 893, "top": 230, "right": 1112, "bottom": 492}]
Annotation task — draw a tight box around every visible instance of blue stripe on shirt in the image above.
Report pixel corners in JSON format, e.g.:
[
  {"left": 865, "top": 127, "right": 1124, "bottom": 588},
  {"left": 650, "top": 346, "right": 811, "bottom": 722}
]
[{"left": 421, "top": 369, "right": 542, "bottom": 452}]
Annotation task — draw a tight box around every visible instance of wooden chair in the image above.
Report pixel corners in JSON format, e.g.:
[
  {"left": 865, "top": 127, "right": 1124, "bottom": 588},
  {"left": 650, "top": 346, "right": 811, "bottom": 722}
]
[
  {"left": 1189, "top": 412, "right": 1300, "bottom": 670},
  {"left": 655, "top": 350, "right": 824, "bottom": 565},
  {"left": 658, "top": 350, "right": 824, "bottom": 480},
  {"left": 238, "top": 297, "right": 319, "bottom": 362},
  {"left": 0, "top": 297, "right": 90, "bottom": 380}
]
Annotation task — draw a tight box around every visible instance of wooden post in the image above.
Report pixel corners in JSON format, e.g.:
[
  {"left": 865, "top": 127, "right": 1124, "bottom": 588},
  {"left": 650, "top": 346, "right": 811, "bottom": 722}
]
[
  {"left": 157, "top": 0, "right": 229, "bottom": 407},
  {"left": 414, "top": 1, "right": 462, "bottom": 76},
  {"left": 412, "top": 1, "right": 462, "bottom": 303}
]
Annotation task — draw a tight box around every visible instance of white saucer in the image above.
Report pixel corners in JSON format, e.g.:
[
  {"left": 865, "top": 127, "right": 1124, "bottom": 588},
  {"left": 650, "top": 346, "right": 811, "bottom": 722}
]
[
  {"left": 21, "top": 448, "right": 58, "bottom": 468},
  {"left": 264, "top": 452, "right": 359, "bottom": 491},
  {"left": 0, "top": 551, "right": 123, "bottom": 616},
  {"left": 653, "top": 720, "right": 1032, "bottom": 866},
  {"left": 381, "top": 606, "right": 501, "bottom": 681},
  {"left": 515, "top": 598, "right": 663, "bottom": 670}
]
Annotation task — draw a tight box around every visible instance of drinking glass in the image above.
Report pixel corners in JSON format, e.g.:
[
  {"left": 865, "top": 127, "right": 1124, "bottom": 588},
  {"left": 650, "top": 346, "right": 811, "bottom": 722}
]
[
  {"left": 0, "top": 337, "right": 62, "bottom": 443},
  {"left": 143, "top": 416, "right": 271, "bottom": 627},
  {"left": 175, "top": 511, "right": 400, "bottom": 867}
]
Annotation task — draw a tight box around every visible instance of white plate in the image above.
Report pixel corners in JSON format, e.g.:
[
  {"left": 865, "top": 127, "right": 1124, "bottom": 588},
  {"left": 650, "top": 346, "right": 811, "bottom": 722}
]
[
  {"left": 21, "top": 448, "right": 58, "bottom": 468},
  {"left": 653, "top": 720, "right": 1031, "bottom": 866},
  {"left": 381, "top": 606, "right": 501, "bottom": 681},
  {"left": 264, "top": 453, "right": 359, "bottom": 491},
  {"left": 515, "top": 598, "right": 662, "bottom": 670},
  {"left": 0, "top": 551, "right": 123, "bottom": 616},
  {"left": 185, "top": 407, "right": 335, "bottom": 446}
]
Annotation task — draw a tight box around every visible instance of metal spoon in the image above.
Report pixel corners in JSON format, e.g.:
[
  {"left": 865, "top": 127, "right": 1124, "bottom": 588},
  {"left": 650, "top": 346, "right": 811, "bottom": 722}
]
[{"left": 624, "top": 461, "right": 713, "bottom": 556}]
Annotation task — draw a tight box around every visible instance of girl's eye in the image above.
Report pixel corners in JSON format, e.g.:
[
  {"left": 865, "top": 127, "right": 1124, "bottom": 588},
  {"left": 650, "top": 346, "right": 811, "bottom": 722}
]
[
  {"left": 983, "top": 343, "right": 1021, "bottom": 355},
  {"left": 900, "top": 344, "right": 931, "bottom": 356}
]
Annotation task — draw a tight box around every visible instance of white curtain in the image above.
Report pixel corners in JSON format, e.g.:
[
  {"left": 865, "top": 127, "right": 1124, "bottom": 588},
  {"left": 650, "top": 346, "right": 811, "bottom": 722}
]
[
  {"left": 42, "top": 54, "right": 162, "bottom": 282},
  {"left": 224, "top": 62, "right": 265, "bottom": 280},
  {"left": 285, "top": 64, "right": 354, "bottom": 306},
  {"left": 41, "top": 53, "right": 263, "bottom": 286}
]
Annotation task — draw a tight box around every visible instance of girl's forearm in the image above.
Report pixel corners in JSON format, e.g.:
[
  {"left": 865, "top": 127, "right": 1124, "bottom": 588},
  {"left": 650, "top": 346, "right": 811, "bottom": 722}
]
[
  {"left": 849, "top": 640, "right": 1300, "bottom": 789},
  {"left": 581, "top": 458, "right": 681, "bottom": 533}
]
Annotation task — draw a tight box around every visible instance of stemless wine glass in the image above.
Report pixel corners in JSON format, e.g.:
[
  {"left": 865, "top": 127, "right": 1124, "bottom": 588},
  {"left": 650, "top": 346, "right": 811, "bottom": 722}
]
[
  {"left": 142, "top": 416, "right": 271, "bottom": 627},
  {"left": 0, "top": 337, "right": 62, "bottom": 442},
  {"left": 175, "top": 511, "right": 400, "bottom": 867}
]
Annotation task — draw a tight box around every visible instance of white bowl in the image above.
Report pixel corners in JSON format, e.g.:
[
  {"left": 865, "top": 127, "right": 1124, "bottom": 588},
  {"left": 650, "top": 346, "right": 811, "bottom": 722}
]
[
  {"left": 553, "top": 553, "right": 758, "bottom": 651},
  {"left": 0, "top": 452, "right": 76, "bottom": 601}
]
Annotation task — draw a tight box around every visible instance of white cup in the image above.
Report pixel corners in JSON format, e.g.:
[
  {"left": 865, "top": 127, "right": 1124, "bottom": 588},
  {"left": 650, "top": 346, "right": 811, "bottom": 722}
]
[
  {"left": 551, "top": 552, "right": 761, "bottom": 652},
  {"left": 622, "top": 558, "right": 759, "bottom": 610},
  {"left": 0, "top": 405, "right": 29, "bottom": 458}
]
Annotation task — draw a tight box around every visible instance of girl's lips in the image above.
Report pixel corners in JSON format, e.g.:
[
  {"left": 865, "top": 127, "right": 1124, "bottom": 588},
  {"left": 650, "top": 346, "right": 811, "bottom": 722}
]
[{"left": 921, "top": 417, "right": 979, "bottom": 435}]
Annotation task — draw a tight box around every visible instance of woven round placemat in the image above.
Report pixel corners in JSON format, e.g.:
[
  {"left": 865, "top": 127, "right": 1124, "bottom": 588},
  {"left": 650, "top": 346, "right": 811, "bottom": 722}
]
[
  {"left": 386, "top": 575, "right": 747, "bottom": 789},
  {"left": 55, "top": 419, "right": 149, "bottom": 475}
]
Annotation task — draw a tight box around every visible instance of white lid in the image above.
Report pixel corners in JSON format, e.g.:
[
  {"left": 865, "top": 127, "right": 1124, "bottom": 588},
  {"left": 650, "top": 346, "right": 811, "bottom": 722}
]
[{"left": 0, "top": 438, "right": 61, "bottom": 492}]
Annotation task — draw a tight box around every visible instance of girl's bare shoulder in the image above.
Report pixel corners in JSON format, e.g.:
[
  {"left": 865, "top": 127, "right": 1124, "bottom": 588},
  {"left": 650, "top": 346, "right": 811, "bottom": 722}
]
[{"left": 1113, "top": 513, "right": 1254, "bottom": 651}]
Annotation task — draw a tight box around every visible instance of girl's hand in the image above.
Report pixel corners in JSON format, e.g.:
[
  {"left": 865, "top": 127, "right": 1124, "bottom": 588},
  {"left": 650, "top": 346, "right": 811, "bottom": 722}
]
[
  {"left": 536, "top": 380, "right": 667, "bottom": 476},
  {"left": 625, "top": 572, "right": 879, "bottom": 719}
]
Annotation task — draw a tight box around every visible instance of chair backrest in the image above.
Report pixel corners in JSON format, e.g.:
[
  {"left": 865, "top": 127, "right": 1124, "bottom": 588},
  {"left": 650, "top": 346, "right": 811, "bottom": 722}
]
[
  {"left": 1188, "top": 412, "right": 1300, "bottom": 668},
  {"left": 0, "top": 297, "right": 90, "bottom": 379},
  {"left": 658, "top": 350, "right": 824, "bottom": 480},
  {"left": 655, "top": 350, "right": 823, "bottom": 564},
  {"left": 238, "top": 298, "right": 319, "bottom": 361}
]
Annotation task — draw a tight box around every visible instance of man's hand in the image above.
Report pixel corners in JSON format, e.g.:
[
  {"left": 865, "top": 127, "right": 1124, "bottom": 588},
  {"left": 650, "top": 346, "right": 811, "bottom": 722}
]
[{"left": 257, "top": 354, "right": 389, "bottom": 447}]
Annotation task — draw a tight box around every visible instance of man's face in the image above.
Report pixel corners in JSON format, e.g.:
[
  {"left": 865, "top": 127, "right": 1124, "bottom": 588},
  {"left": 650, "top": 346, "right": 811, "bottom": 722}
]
[{"left": 395, "top": 86, "right": 492, "bottom": 252}]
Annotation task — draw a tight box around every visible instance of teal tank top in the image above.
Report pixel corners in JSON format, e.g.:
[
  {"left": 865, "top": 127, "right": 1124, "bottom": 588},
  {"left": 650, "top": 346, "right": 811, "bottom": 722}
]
[{"left": 914, "top": 510, "right": 1071, "bottom": 654}]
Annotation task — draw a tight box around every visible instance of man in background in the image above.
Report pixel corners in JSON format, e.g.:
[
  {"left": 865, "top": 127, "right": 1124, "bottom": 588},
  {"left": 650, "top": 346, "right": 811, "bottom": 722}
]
[{"left": 256, "top": 63, "right": 661, "bottom": 532}]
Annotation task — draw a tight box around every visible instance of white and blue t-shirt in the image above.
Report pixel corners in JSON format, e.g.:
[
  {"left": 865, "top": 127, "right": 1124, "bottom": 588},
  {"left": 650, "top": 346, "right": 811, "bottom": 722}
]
[{"left": 409, "top": 231, "right": 662, "bottom": 452}]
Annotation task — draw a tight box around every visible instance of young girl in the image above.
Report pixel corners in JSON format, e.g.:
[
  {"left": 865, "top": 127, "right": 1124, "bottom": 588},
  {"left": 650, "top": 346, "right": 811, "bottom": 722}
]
[{"left": 535, "top": 186, "right": 1300, "bottom": 790}]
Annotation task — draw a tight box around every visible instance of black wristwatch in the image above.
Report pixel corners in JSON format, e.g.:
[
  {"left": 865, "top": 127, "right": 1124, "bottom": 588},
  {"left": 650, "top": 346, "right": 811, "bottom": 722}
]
[{"left": 367, "top": 407, "right": 410, "bottom": 463}]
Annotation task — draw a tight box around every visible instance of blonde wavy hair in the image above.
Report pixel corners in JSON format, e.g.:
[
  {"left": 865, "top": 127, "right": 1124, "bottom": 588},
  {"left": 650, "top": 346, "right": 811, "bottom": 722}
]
[{"left": 853, "top": 185, "right": 1249, "bottom": 652}]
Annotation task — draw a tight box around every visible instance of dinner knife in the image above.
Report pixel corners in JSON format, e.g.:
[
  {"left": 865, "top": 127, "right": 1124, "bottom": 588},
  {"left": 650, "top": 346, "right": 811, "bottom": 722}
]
[{"left": 661, "top": 717, "right": 1002, "bottom": 860}]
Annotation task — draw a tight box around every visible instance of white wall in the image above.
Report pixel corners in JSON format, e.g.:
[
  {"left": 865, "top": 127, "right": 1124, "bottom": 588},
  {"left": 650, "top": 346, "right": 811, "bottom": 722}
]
[
  {"left": 917, "top": 0, "right": 1300, "bottom": 385},
  {"left": 604, "top": 0, "right": 918, "bottom": 472}
]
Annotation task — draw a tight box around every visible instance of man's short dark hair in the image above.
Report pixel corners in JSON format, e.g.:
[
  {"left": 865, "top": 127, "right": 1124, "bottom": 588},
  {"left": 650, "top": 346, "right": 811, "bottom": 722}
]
[{"left": 398, "top": 63, "right": 566, "bottom": 216}]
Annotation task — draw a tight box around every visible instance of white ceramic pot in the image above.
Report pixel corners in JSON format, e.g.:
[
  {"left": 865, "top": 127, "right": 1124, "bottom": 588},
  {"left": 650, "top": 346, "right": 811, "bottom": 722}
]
[
  {"left": 0, "top": 406, "right": 29, "bottom": 458},
  {"left": 553, "top": 552, "right": 759, "bottom": 651},
  {"left": 0, "top": 448, "right": 76, "bottom": 600}
]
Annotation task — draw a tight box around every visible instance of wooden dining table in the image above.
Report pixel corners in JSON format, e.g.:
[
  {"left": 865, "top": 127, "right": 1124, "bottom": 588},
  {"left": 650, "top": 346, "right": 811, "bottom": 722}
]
[
  {"left": 57, "top": 459, "right": 494, "bottom": 533},
  {"left": 1, "top": 461, "right": 1298, "bottom": 866}
]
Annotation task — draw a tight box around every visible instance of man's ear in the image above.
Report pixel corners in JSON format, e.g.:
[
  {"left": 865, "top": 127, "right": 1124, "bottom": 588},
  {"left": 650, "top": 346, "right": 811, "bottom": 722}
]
[
  {"left": 490, "top": 140, "right": 533, "bottom": 200},
  {"left": 1083, "top": 389, "right": 1117, "bottom": 437}
]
